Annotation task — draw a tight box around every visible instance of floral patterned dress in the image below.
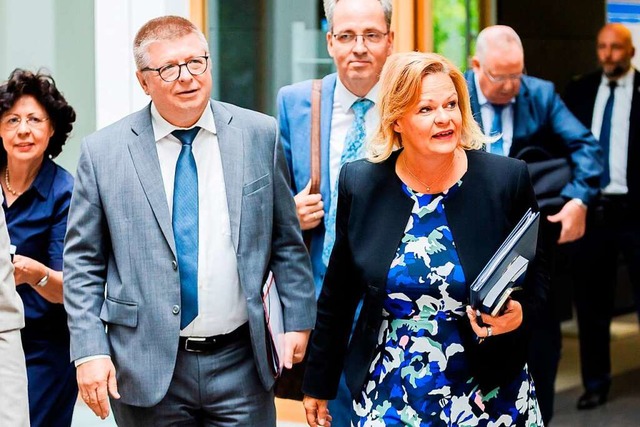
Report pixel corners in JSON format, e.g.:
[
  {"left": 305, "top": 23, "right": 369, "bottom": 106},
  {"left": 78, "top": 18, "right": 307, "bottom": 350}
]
[{"left": 352, "top": 182, "right": 543, "bottom": 427}]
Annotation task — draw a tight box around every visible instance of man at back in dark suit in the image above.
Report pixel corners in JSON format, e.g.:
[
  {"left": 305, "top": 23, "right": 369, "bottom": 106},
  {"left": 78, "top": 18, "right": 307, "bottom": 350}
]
[
  {"left": 564, "top": 22, "right": 640, "bottom": 411},
  {"left": 465, "top": 25, "right": 602, "bottom": 424}
]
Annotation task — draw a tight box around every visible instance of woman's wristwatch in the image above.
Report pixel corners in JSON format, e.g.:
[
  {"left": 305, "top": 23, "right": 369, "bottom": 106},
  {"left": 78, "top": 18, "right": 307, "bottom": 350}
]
[{"left": 35, "top": 268, "right": 50, "bottom": 288}]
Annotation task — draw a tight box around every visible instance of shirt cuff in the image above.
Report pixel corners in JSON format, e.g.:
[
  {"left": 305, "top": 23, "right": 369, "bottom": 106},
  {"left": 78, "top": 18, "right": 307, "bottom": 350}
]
[
  {"left": 75, "top": 354, "right": 110, "bottom": 367},
  {"left": 570, "top": 198, "right": 587, "bottom": 210}
]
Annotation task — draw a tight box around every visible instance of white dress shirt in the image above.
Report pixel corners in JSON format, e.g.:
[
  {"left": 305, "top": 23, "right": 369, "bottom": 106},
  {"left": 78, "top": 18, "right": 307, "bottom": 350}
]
[
  {"left": 591, "top": 68, "right": 634, "bottom": 195},
  {"left": 328, "top": 78, "right": 380, "bottom": 186},
  {"left": 151, "top": 102, "right": 248, "bottom": 337},
  {"left": 474, "top": 72, "right": 516, "bottom": 156}
]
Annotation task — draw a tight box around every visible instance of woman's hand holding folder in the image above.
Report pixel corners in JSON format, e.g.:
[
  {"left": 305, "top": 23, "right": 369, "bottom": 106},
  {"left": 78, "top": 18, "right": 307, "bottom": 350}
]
[{"left": 465, "top": 300, "right": 523, "bottom": 343}]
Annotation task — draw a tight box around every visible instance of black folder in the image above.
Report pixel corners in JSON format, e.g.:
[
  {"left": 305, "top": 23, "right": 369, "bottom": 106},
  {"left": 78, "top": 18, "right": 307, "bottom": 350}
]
[{"left": 470, "top": 208, "right": 540, "bottom": 316}]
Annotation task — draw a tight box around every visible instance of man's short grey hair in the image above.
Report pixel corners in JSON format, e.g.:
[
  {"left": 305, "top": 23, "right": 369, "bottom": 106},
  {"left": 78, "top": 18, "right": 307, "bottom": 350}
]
[
  {"left": 133, "top": 15, "right": 209, "bottom": 70},
  {"left": 323, "top": 0, "right": 393, "bottom": 32},
  {"left": 475, "top": 25, "right": 523, "bottom": 64}
]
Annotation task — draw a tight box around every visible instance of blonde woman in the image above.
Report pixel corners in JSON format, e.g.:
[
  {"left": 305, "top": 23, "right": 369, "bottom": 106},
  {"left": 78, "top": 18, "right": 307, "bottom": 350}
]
[{"left": 302, "top": 52, "right": 547, "bottom": 426}]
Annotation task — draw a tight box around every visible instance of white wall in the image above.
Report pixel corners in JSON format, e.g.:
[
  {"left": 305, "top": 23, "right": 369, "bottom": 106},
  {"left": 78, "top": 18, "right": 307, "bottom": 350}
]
[
  {"left": 94, "top": 0, "right": 189, "bottom": 129},
  {"left": 0, "top": 0, "right": 95, "bottom": 173},
  {"left": 0, "top": 0, "right": 190, "bottom": 172}
]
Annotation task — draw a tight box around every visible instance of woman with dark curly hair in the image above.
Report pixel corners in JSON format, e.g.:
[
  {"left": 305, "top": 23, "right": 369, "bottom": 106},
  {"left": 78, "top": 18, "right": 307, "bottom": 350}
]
[{"left": 0, "top": 68, "right": 76, "bottom": 427}]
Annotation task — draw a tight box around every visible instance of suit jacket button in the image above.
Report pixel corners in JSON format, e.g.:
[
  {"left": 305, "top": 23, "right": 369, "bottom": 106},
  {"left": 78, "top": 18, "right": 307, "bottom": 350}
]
[
  {"left": 172, "top": 305, "right": 180, "bottom": 315},
  {"left": 172, "top": 260, "right": 178, "bottom": 270}
]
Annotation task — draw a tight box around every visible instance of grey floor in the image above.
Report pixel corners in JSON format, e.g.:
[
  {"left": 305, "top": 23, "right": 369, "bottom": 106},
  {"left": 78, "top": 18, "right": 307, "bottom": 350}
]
[
  {"left": 549, "top": 313, "right": 640, "bottom": 427},
  {"left": 71, "top": 315, "right": 640, "bottom": 427},
  {"left": 553, "top": 368, "right": 640, "bottom": 427}
]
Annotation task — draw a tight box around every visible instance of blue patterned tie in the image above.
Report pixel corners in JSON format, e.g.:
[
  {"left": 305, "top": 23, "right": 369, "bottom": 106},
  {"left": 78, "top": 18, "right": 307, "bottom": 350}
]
[
  {"left": 489, "top": 104, "right": 505, "bottom": 155},
  {"left": 172, "top": 127, "right": 201, "bottom": 329},
  {"left": 322, "top": 98, "right": 374, "bottom": 265},
  {"left": 599, "top": 80, "right": 616, "bottom": 187}
]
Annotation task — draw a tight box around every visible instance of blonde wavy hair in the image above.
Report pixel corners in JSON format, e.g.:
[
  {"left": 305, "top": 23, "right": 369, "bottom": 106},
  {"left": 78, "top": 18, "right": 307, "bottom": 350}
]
[{"left": 368, "top": 51, "right": 487, "bottom": 162}]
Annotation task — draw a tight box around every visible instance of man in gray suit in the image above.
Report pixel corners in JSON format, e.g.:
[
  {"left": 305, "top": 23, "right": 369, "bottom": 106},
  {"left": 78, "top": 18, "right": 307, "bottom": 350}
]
[
  {"left": 63, "top": 15, "right": 316, "bottom": 426},
  {"left": 0, "top": 197, "right": 29, "bottom": 427}
]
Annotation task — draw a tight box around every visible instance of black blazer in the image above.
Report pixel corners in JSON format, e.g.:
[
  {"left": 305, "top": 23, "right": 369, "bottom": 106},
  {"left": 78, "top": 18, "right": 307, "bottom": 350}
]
[
  {"left": 564, "top": 69, "right": 640, "bottom": 212},
  {"left": 302, "top": 149, "right": 549, "bottom": 399}
]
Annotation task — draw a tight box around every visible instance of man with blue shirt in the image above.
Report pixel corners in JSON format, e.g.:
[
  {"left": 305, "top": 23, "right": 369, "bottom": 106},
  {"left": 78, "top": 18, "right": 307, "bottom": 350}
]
[
  {"left": 564, "top": 22, "right": 640, "bottom": 411},
  {"left": 465, "top": 25, "right": 602, "bottom": 425},
  {"left": 277, "top": 0, "right": 393, "bottom": 424}
]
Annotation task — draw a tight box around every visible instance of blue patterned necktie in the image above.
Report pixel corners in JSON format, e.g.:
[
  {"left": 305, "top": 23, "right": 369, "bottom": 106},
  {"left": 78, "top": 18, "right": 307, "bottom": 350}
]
[
  {"left": 489, "top": 104, "right": 505, "bottom": 155},
  {"left": 322, "top": 98, "right": 374, "bottom": 266},
  {"left": 599, "top": 80, "right": 617, "bottom": 187},
  {"left": 172, "top": 126, "right": 201, "bottom": 329}
]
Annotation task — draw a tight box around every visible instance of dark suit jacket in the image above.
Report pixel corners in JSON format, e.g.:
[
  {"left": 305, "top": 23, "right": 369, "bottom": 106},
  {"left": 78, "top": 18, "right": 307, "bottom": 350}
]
[
  {"left": 465, "top": 71, "right": 602, "bottom": 206},
  {"left": 302, "top": 149, "right": 549, "bottom": 399},
  {"left": 564, "top": 69, "right": 640, "bottom": 212}
]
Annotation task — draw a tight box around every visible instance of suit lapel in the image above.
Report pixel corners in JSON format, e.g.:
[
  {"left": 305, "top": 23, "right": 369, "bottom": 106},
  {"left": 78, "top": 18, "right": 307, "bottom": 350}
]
[
  {"left": 466, "top": 71, "right": 484, "bottom": 133},
  {"left": 627, "top": 71, "right": 640, "bottom": 187},
  {"left": 583, "top": 75, "right": 600, "bottom": 128},
  {"left": 320, "top": 74, "right": 337, "bottom": 209},
  {"left": 510, "top": 80, "right": 535, "bottom": 157},
  {"left": 212, "top": 101, "right": 244, "bottom": 251},
  {"left": 127, "top": 106, "right": 176, "bottom": 256},
  {"left": 363, "top": 151, "right": 414, "bottom": 291},
  {"left": 629, "top": 71, "right": 640, "bottom": 147},
  {"left": 444, "top": 153, "right": 493, "bottom": 285}
]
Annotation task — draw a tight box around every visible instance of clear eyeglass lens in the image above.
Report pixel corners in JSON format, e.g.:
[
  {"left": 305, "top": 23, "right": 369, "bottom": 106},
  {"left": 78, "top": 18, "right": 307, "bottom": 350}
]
[
  {"left": 335, "top": 32, "right": 385, "bottom": 44},
  {"left": 158, "top": 58, "right": 208, "bottom": 81},
  {"left": 159, "top": 64, "right": 180, "bottom": 81},
  {"left": 365, "top": 33, "right": 384, "bottom": 42},
  {"left": 487, "top": 70, "right": 522, "bottom": 83},
  {"left": 187, "top": 58, "right": 207, "bottom": 74}
]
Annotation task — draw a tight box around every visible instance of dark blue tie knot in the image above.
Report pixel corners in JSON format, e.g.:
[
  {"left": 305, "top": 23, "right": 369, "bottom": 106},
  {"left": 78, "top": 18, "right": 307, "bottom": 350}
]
[
  {"left": 491, "top": 103, "right": 505, "bottom": 114},
  {"left": 172, "top": 126, "right": 201, "bottom": 146},
  {"left": 608, "top": 80, "right": 618, "bottom": 91}
]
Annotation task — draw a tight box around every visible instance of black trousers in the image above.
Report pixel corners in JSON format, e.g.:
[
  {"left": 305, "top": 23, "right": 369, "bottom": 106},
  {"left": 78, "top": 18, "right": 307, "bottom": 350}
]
[
  {"left": 528, "top": 218, "right": 563, "bottom": 425},
  {"left": 572, "top": 195, "right": 640, "bottom": 393}
]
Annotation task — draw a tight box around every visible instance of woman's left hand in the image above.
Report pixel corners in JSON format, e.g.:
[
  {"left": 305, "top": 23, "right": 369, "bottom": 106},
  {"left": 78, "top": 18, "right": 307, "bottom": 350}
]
[
  {"left": 12, "top": 254, "right": 46, "bottom": 286},
  {"left": 465, "top": 299, "right": 523, "bottom": 340}
]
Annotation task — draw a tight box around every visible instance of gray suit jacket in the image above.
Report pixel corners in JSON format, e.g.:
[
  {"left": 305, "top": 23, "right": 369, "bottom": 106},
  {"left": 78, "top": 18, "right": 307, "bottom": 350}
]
[
  {"left": 0, "top": 196, "right": 29, "bottom": 426},
  {"left": 0, "top": 196, "right": 23, "bottom": 333},
  {"left": 63, "top": 101, "right": 316, "bottom": 407}
]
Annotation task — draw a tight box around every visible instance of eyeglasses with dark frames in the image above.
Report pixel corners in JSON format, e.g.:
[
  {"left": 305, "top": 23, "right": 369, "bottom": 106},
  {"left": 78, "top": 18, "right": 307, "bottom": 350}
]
[
  {"left": 141, "top": 55, "right": 209, "bottom": 82},
  {"left": 332, "top": 32, "right": 388, "bottom": 45}
]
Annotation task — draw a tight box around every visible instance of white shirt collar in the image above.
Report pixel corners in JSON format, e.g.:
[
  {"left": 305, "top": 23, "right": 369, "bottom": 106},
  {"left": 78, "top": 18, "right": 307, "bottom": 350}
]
[
  {"left": 334, "top": 77, "right": 380, "bottom": 112},
  {"left": 150, "top": 101, "right": 217, "bottom": 142},
  {"left": 600, "top": 66, "right": 635, "bottom": 88}
]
